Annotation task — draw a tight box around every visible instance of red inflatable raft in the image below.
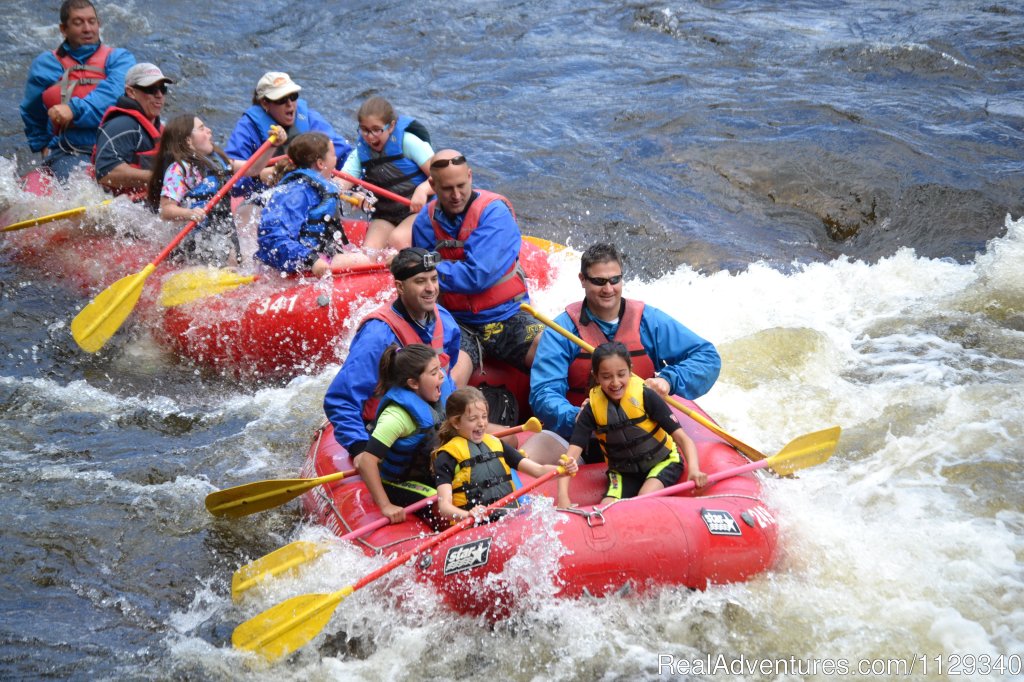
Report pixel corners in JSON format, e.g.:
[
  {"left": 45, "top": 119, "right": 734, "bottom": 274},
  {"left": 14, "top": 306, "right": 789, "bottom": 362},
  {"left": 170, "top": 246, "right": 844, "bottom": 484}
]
[
  {"left": 297, "top": 398, "right": 779, "bottom": 619},
  {"left": 149, "top": 226, "right": 556, "bottom": 379},
  {"left": 4, "top": 183, "right": 557, "bottom": 378}
]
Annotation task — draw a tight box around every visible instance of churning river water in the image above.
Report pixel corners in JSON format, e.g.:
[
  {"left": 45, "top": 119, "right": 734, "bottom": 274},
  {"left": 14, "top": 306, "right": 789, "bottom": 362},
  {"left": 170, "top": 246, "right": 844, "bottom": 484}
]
[{"left": 1, "top": 1, "right": 1023, "bottom": 680}]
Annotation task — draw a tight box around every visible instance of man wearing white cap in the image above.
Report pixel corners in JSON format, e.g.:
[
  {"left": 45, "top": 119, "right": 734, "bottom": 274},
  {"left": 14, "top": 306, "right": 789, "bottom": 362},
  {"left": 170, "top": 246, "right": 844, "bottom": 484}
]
[
  {"left": 92, "top": 61, "right": 173, "bottom": 195},
  {"left": 20, "top": 0, "right": 136, "bottom": 182},
  {"left": 226, "top": 71, "right": 352, "bottom": 201}
]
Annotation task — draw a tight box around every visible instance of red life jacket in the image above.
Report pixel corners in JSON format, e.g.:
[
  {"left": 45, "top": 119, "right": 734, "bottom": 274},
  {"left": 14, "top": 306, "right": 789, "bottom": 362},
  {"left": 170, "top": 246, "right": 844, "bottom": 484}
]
[
  {"left": 91, "top": 104, "right": 162, "bottom": 167},
  {"left": 428, "top": 190, "right": 528, "bottom": 314},
  {"left": 41, "top": 45, "right": 113, "bottom": 110},
  {"left": 565, "top": 298, "right": 657, "bottom": 406},
  {"left": 358, "top": 299, "right": 451, "bottom": 422}
]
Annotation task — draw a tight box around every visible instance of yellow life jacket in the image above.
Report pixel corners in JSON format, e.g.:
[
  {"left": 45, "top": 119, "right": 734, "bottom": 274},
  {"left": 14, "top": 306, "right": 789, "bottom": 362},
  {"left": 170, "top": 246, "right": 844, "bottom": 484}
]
[
  {"left": 437, "top": 434, "right": 516, "bottom": 509},
  {"left": 590, "top": 376, "right": 674, "bottom": 473}
]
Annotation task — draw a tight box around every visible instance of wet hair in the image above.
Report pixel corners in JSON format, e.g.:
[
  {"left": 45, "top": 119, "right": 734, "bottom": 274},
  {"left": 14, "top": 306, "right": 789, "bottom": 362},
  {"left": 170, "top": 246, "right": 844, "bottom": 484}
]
[
  {"left": 60, "top": 0, "right": 96, "bottom": 25},
  {"left": 374, "top": 343, "right": 438, "bottom": 397},
  {"left": 589, "top": 341, "right": 632, "bottom": 387},
  {"left": 580, "top": 243, "right": 624, "bottom": 276},
  {"left": 145, "top": 114, "right": 230, "bottom": 211},
  {"left": 357, "top": 96, "right": 395, "bottom": 126},
  {"left": 436, "top": 386, "right": 488, "bottom": 446},
  {"left": 266, "top": 132, "right": 332, "bottom": 184}
]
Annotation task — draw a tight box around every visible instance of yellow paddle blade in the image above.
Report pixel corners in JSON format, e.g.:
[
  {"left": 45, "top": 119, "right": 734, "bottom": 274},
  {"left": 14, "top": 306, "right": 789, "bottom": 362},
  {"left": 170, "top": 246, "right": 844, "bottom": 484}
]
[
  {"left": 159, "top": 268, "right": 257, "bottom": 307},
  {"left": 232, "top": 541, "right": 328, "bottom": 602},
  {"left": 766, "top": 426, "right": 841, "bottom": 476},
  {"left": 233, "top": 587, "right": 353, "bottom": 662},
  {"left": 2, "top": 199, "right": 112, "bottom": 233},
  {"left": 205, "top": 469, "right": 353, "bottom": 518},
  {"left": 523, "top": 235, "right": 568, "bottom": 252},
  {"left": 71, "top": 264, "right": 156, "bottom": 352}
]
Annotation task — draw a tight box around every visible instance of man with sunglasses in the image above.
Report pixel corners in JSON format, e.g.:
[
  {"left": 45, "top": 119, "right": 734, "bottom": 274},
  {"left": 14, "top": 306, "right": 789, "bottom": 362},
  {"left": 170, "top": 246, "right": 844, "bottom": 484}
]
[
  {"left": 529, "top": 242, "right": 721, "bottom": 444},
  {"left": 92, "top": 62, "right": 172, "bottom": 195},
  {"left": 20, "top": 0, "right": 136, "bottom": 182},
  {"left": 323, "top": 247, "right": 471, "bottom": 470},
  {"left": 411, "top": 149, "right": 544, "bottom": 376}
]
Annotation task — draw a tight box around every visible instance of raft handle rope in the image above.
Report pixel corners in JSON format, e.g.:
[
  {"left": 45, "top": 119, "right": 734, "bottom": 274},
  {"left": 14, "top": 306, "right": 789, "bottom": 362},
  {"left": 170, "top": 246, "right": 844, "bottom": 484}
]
[{"left": 596, "top": 492, "right": 767, "bottom": 514}]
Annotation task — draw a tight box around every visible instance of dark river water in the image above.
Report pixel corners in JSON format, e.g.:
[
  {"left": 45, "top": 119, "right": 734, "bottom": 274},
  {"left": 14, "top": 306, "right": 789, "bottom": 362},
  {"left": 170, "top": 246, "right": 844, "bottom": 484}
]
[{"left": 1, "top": 1, "right": 1023, "bottom": 680}]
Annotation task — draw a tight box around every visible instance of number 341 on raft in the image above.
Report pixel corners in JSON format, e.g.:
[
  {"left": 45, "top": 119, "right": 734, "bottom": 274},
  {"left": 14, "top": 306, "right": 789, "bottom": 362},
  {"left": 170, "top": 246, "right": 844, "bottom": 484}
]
[{"left": 254, "top": 294, "right": 301, "bottom": 316}]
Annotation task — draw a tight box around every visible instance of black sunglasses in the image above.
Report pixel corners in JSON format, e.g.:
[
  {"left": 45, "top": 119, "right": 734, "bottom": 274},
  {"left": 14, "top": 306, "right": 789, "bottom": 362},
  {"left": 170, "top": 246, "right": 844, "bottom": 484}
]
[
  {"left": 134, "top": 83, "right": 168, "bottom": 95},
  {"left": 267, "top": 92, "right": 299, "bottom": 104},
  {"left": 583, "top": 274, "right": 623, "bottom": 286},
  {"left": 429, "top": 154, "right": 467, "bottom": 170}
]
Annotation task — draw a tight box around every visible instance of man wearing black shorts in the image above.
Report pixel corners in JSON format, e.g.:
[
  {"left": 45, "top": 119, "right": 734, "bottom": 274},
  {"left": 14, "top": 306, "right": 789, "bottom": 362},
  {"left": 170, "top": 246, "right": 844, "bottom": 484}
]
[{"left": 410, "top": 149, "right": 543, "bottom": 374}]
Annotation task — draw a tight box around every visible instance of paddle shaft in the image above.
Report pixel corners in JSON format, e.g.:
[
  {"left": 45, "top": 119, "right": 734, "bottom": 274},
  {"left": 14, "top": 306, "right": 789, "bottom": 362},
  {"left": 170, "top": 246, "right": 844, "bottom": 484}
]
[
  {"left": 333, "top": 170, "right": 412, "bottom": 207},
  {"left": 2, "top": 200, "right": 112, "bottom": 232},
  {"left": 639, "top": 458, "right": 769, "bottom": 500},
  {"left": 329, "top": 262, "right": 388, "bottom": 275},
  {"left": 521, "top": 303, "right": 768, "bottom": 461}
]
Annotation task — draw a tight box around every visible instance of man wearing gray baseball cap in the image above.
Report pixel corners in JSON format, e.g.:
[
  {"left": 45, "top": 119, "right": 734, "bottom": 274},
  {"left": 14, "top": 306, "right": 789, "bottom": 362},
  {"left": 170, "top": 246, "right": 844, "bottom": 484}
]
[{"left": 92, "top": 61, "right": 173, "bottom": 195}]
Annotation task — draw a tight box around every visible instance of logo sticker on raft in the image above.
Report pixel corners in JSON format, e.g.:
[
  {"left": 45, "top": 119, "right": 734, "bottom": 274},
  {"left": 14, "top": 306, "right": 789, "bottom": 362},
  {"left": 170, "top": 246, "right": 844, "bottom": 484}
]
[
  {"left": 443, "top": 537, "right": 491, "bottom": 575},
  {"left": 700, "top": 509, "right": 742, "bottom": 536}
]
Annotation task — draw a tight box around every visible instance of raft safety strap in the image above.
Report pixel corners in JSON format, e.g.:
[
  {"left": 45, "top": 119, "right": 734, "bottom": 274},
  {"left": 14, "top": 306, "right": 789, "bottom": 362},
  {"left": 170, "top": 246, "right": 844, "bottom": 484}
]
[{"left": 595, "top": 492, "right": 767, "bottom": 515}]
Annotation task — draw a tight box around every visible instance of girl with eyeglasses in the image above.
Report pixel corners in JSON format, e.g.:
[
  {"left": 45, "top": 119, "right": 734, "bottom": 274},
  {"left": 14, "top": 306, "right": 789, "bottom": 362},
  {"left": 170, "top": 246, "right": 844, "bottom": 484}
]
[
  {"left": 337, "top": 96, "right": 435, "bottom": 251},
  {"left": 145, "top": 114, "right": 286, "bottom": 266}
]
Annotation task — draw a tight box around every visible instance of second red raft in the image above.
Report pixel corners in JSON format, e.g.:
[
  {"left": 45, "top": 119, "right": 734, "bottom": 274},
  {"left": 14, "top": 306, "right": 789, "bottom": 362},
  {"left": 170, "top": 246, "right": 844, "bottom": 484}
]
[{"left": 298, "top": 398, "right": 779, "bottom": 620}]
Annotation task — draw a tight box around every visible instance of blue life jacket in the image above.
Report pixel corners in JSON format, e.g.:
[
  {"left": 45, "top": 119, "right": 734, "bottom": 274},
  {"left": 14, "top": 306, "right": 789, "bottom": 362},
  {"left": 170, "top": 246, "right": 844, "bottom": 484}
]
[
  {"left": 375, "top": 378, "right": 455, "bottom": 482},
  {"left": 183, "top": 153, "right": 233, "bottom": 231},
  {"left": 174, "top": 154, "right": 240, "bottom": 265},
  {"left": 355, "top": 115, "right": 428, "bottom": 208},
  {"left": 279, "top": 168, "right": 346, "bottom": 253},
  {"left": 242, "top": 99, "right": 312, "bottom": 148}
]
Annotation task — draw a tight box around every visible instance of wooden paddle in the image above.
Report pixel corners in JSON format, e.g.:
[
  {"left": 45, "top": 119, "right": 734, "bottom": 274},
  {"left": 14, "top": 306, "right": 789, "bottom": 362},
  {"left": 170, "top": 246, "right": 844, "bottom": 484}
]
[
  {"left": 232, "top": 465, "right": 564, "bottom": 662},
  {"left": 70, "top": 134, "right": 281, "bottom": 353},
  {"left": 157, "top": 261, "right": 391, "bottom": 308},
  {"left": 226, "top": 418, "right": 543, "bottom": 598},
  {"left": 1, "top": 199, "right": 113, "bottom": 233},
  {"left": 522, "top": 302, "right": 841, "bottom": 464}
]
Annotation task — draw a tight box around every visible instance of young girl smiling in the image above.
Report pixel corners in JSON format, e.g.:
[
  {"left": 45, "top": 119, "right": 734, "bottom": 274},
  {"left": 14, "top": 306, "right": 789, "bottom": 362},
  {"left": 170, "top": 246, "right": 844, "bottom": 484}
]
[
  {"left": 433, "top": 387, "right": 576, "bottom": 522},
  {"left": 563, "top": 341, "right": 707, "bottom": 505},
  {"left": 338, "top": 96, "right": 434, "bottom": 250}
]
